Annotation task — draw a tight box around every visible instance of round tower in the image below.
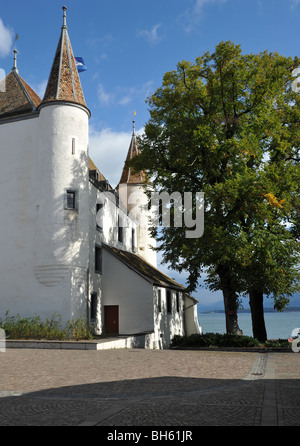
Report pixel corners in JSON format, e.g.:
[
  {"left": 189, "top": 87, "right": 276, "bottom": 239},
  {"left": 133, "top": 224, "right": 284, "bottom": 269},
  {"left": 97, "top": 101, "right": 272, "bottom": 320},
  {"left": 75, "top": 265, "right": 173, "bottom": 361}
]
[
  {"left": 118, "top": 120, "right": 157, "bottom": 267},
  {"left": 33, "top": 7, "right": 90, "bottom": 320}
]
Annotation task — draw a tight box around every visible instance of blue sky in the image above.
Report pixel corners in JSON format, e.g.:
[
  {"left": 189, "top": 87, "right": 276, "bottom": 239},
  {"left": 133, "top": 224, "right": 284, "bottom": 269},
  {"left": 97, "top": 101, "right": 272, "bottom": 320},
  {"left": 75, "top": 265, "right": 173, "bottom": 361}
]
[{"left": 1, "top": 0, "right": 299, "bottom": 310}]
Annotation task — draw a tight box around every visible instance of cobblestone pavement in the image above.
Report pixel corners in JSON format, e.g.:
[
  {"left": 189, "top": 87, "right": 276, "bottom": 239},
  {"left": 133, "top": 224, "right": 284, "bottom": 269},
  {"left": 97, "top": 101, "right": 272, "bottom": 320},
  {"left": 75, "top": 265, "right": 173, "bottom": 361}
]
[{"left": 0, "top": 349, "right": 299, "bottom": 427}]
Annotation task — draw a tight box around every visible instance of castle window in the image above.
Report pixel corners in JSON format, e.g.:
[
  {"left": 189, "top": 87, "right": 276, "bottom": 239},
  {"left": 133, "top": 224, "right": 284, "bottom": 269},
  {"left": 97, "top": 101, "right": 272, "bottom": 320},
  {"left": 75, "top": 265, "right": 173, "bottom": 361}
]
[
  {"left": 67, "top": 191, "right": 76, "bottom": 208},
  {"left": 167, "top": 290, "right": 172, "bottom": 314},
  {"left": 132, "top": 228, "right": 135, "bottom": 251},
  {"left": 176, "top": 292, "right": 180, "bottom": 312},
  {"left": 95, "top": 245, "right": 102, "bottom": 274},
  {"left": 158, "top": 289, "right": 162, "bottom": 313},
  {"left": 72, "top": 138, "right": 76, "bottom": 155},
  {"left": 90, "top": 293, "right": 98, "bottom": 321},
  {"left": 65, "top": 189, "right": 78, "bottom": 210},
  {"left": 118, "top": 216, "right": 123, "bottom": 244},
  {"left": 96, "top": 202, "right": 103, "bottom": 230}
]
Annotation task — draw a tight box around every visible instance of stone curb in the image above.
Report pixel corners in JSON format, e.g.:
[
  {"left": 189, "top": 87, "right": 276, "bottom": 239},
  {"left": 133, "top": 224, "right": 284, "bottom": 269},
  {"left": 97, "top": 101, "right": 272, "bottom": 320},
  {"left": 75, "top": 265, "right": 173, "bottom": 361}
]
[
  {"left": 171, "top": 346, "right": 291, "bottom": 353},
  {"left": 5, "top": 336, "right": 144, "bottom": 350}
]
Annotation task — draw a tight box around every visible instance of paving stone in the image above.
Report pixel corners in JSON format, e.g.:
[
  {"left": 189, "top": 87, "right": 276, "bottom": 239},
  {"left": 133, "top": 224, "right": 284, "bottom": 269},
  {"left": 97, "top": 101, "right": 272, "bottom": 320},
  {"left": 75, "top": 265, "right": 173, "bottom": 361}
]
[{"left": 0, "top": 349, "right": 298, "bottom": 426}]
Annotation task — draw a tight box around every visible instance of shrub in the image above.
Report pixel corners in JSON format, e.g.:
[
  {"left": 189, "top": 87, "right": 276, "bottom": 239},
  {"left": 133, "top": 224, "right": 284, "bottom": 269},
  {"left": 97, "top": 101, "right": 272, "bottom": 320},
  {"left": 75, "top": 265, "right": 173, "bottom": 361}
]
[
  {"left": 170, "top": 332, "right": 261, "bottom": 348},
  {"left": 264, "top": 339, "right": 290, "bottom": 348},
  {"left": 65, "top": 317, "right": 93, "bottom": 341},
  {"left": 0, "top": 312, "right": 93, "bottom": 341}
]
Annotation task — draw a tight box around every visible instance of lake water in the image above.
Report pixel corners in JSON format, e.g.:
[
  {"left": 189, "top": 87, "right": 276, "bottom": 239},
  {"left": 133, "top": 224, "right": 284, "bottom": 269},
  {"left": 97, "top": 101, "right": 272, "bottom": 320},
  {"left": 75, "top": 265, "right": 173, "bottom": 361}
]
[{"left": 197, "top": 311, "right": 300, "bottom": 340}]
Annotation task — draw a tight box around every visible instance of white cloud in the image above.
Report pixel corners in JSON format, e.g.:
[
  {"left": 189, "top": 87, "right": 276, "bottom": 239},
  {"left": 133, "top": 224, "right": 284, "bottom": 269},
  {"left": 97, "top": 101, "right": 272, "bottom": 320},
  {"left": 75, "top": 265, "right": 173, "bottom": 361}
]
[
  {"left": 194, "top": 0, "right": 225, "bottom": 14},
  {"left": 97, "top": 83, "right": 114, "bottom": 106},
  {"left": 137, "top": 24, "right": 162, "bottom": 45},
  {"left": 32, "top": 79, "right": 48, "bottom": 99},
  {"left": 141, "top": 80, "right": 154, "bottom": 99},
  {"left": 86, "top": 33, "right": 114, "bottom": 48},
  {"left": 179, "top": 0, "right": 228, "bottom": 33},
  {"left": 0, "top": 18, "right": 13, "bottom": 58},
  {"left": 118, "top": 95, "right": 132, "bottom": 106},
  {"left": 290, "top": 0, "right": 300, "bottom": 9},
  {"left": 97, "top": 81, "right": 154, "bottom": 108},
  {"left": 89, "top": 126, "right": 144, "bottom": 188}
]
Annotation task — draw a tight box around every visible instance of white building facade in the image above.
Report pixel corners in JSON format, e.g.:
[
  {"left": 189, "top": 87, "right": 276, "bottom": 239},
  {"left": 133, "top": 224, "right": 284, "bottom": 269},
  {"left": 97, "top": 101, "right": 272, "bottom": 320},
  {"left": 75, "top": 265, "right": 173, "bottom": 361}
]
[{"left": 0, "top": 7, "right": 201, "bottom": 348}]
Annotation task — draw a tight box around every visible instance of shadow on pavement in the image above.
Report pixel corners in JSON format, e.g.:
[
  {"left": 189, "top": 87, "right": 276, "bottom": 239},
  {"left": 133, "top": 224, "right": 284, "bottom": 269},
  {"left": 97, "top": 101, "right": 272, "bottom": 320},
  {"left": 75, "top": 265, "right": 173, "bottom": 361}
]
[{"left": 0, "top": 374, "right": 299, "bottom": 426}]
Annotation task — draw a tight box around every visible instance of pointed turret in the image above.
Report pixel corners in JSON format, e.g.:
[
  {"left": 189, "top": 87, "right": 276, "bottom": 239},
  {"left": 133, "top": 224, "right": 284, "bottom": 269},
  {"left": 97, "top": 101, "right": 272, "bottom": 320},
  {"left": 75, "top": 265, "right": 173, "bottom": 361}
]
[
  {"left": 0, "top": 50, "right": 41, "bottom": 120},
  {"left": 34, "top": 6, "right": 90, "bottom": 305},
  {"left": 40, "top": 6, "right": 90, "bottom": 116},
  {"left": 118, "top": 119, "right": 157, "bottom": 267},
  {"left": 118, "top": 120, "right": 147, "bottom": 185}
]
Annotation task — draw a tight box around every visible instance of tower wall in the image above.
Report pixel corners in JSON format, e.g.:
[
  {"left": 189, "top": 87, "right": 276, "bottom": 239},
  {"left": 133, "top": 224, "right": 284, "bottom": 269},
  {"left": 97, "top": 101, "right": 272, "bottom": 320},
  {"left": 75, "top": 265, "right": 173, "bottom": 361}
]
[
  {"left": 0, "top": 8, "right": 91, "bottom": 323},
  {"left": 0, "top": 117, "right": 40, "bottom": 317},
  {"left": 0, "top": 104, "right": 90, "bottom": 322},
  {"left": 33, "top": 103, "right": 90, "bottom": 321},
  {"left": 35, "top": 103, "right": 89, "bottom": 266}
]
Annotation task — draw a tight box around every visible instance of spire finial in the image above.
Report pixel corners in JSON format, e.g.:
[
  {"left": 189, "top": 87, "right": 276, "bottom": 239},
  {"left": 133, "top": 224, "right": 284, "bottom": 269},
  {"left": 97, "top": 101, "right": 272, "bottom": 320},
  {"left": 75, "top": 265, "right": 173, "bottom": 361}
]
[
  {"left": 13, "top": 49, "right": 18, "bottom": 73},
  {"left": 133, "top": 110, "right": 136, "bottom": 136},
  {"left": 62, "top": 6, "right": 67, "bottom": 29},
  {"left": 12, "top": 33, "right": 19, "bottom": 73}
]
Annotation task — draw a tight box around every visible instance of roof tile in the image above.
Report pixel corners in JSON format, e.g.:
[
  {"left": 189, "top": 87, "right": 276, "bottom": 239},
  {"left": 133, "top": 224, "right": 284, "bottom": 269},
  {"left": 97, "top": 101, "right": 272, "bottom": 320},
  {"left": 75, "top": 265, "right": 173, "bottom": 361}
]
[
  {"left": 119, "top": 129, "right": 147, "bottom": 185},
  {"left": 41, "top": 24, "right": 89, "bottom": 113},
  {"left": 0, "top": 70, "right": 41, "bottom": 119}
]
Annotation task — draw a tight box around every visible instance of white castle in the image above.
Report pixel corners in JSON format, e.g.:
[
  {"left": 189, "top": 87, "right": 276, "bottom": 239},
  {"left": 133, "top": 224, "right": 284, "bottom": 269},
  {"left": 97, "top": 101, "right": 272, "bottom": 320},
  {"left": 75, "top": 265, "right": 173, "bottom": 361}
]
[{"left": 0, "top": 7, "right": 200, "bottom": 348}]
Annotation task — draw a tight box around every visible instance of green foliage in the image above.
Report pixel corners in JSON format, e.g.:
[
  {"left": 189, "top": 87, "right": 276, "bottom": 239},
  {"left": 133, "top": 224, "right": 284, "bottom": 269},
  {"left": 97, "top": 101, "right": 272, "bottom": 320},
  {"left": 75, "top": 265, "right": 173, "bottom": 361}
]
[
  {"left": 264, "top": 339, "right": 290, "bottom": 348},
  {"left": 171, "top": 333, "right": 290, "bottom": 349},
  {"left": 65, "top": 317, "right": 94, "bottom": 341},
  {"left": 170, "top": 333, "right": 261, "bottom": 348},
  {"left": 129, "top": 40, "right": 300, "bottom": 314},
  {"left": 0, "top": 312, "right": 93, "bottom": 341}
]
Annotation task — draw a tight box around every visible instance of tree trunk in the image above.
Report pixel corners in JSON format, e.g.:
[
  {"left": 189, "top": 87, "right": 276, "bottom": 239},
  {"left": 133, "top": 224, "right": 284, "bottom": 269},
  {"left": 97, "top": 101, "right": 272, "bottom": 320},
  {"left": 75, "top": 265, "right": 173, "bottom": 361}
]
[
  {"left": 249, "top": 290, "right": 267, "bottom": 342},
  {"left": 217, "top": 266, "right": 243, "bottom": 336}
]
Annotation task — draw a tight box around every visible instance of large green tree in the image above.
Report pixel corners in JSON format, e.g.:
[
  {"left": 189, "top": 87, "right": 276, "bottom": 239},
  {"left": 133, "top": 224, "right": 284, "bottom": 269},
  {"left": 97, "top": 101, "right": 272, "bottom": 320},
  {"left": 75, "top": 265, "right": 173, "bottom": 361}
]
[{"left": 130, "top": 41, "right": 300, "bottom": 340}]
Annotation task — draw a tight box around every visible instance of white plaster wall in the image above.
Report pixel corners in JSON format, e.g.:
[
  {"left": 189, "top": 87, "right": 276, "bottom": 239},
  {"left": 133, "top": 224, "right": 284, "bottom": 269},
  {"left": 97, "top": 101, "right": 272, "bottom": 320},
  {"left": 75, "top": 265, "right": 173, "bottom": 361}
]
[
  {"left": 153, "top": 287, "right": 185, "bottom": 348},
  {"left": 33, "top": 104, "right": 90, "bottom": 321},
  {"left": 0, "top": 118, "right": 70, "bottom": 319},
  {"left": 98, "top": 190, "right": 138, "bottom": 252},
  {"left": 102, "top": 248, "right": 154, "bottom": 334},
  {"left": 88, "top": 182, "right": 103, "bottom": 334},
  {"left": 35, "top": 104, "right": 89, "bottom": 267},
  {"left": 184, "top": 297, "right": 202, "bottom": 336},
  {"left": 0, "top": 116, "right": 42, "bottom": 318},
  {"left": 0, "top": 104, "right": 90, "bottom": 324},
  {"left": 118, "top": 184, "right": 157, "bottom": 267},
  {"left": 88, "top": 183, "right": 141, "bottom": 334}
]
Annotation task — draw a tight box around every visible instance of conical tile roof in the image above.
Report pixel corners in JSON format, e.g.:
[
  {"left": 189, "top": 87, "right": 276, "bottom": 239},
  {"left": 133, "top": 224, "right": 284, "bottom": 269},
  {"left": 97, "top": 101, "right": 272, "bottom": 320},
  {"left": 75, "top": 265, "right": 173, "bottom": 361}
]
[
  {"left": 40, "top": 7, "right": 89, "bottom": 115},
  {"left": 0, "top": 69, "right": 41, "bottom": 119},
  {"left": 119, "top": 121, "right": 147, "bottom": 185}
]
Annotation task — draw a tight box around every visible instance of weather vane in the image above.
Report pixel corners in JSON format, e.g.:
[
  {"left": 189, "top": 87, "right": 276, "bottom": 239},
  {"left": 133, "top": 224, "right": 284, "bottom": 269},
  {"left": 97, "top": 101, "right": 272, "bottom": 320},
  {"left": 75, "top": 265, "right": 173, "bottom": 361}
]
[
  {"left": 133, "top": 110, "right": 136, "bottom": 135},
  {"left": 12, "top": 34, "right": 19, "bottom": 72}
]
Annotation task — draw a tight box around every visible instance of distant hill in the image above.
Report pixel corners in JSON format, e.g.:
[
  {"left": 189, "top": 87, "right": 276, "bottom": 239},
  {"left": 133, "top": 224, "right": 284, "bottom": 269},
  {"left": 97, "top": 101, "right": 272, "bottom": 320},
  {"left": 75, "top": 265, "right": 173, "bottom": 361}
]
[
  {"left": 198, "top": 293, "right": 300, "bottom": 314},
  {"left": 199, "top": 306, "right": 300, "bottom": 314}
]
